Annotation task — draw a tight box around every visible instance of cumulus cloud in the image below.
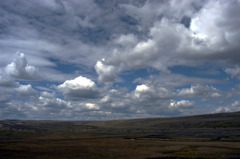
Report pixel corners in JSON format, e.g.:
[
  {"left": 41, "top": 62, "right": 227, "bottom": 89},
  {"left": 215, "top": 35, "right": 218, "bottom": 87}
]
[
  {"left": 95, "top": 60, "right": 117, "bottom": 82},
  {"left": 178, "top": 85, "right": 222, "bottom": 98},
  {"left": 134, "top": 84, "right": 151, "bottom": 97},
  {"left": 0, "top": 70, "right": 19, "bottom": 88},
  {"left": 5, "top": 52, "right": 41, "bottom": 80},
  {"left": 40, "top": 91, "right": 56, "bottom": 99},
  {"left": 36, "top": 92, "right": 73, "bottom": 118},
  {"left": 100, "top": 95, "right": 111, "bottom": 103},
  {"left": 169, "top": 100, "right": 195, "bottom": 109},
  {"left": 16, "top": 84, "right": 37, "bottom": 98},
  {"left": 0, "top": 91, "right": 12, "bottom": 103},
  {"left": 57, "top": 76, "right": 101, "bottom": 100},
  {"left": 213, "top": 107, "right": 231, "bottom": 114},
  {"left": 133, "top": 84, "right": 175, "bottom": 100},
  {"left": 224, "top": 66, "right": 240, "bottom": 79},
  {"left": 114, "top": 34, "right": 138, "bottom": 47},
  {"left": 38, "top": 95, "right": 71, "bottom": 110},
  {"left": 231, "top": 101, "right": 240, "bottom": 107},
  {"left": 1, "top": 0, "right": 240, "bottom": 120},
  {"left": 95, "top": 0, "right": 240, "bottom": 83},
  {"left": 85, "top": 103, "right": 100, "bottom": 110}
]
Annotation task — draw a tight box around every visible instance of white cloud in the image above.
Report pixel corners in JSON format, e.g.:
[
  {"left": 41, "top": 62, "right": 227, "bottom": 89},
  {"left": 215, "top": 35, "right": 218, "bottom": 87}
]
[
  {"left": 135, "top": 84, "right": 150, "bottom": 92},
  {"left": 190, "top": 0, "right": 240, "bottom": 49},
  {"left": 178, "top": 85, "right": 222, "bottom": 98},
  {"left": 224, "top": 66, "right": 240, "bottom": 79},
  {"left": 95, "top": 60, "right": 117, "bottom": 82},
  {"left": 232, "top": 101, "right": 240, "bottom": 107},
  {"left": 190, "top": 2, "right": 222, "bottom": 43},
  {"left": 85, "top": 103, "right": 100, "bottom": 110},
  {"left": 133, "top": 83, "right": 175, "bottom": 101},
  {"left": 16, "top": 84, "right": 37, "bottom": 98},
  {"left": 114, "top": 34, "right": 138, "bottom": 47},
  {"left": 0, "top": 70, "right": 19, "bottom": 88},
  {"left": 100, "top": 95, "right": 111, "bottom": 103},
  {"left": 57, "top": 76, "right": 101, "bottom": 100},
  {"left": 38, "top": 94, "right": 72, "bottom": 113},
  {"left": 1, "top": 0, "right": 240, "bottom": 120},
  {"left": 5, "top": 52, "right": 41, "bottom": 80},
  {"left": 0, "top": 91, "right": 12, "bottom": 103},
  {"left": 58, "top": 76, "right": 96, "bottom": 89},
  {"left": 213, "top": 107, "right": 231, "bottom": 113},
  {"left": 40, "top": 91, "right": 56, "bottom": 99},
  {"left": 169, "top": 100, "right": 195, "bottom": 109},
  {"left": 134, "top": 84, "right": 151, "bottom": 98}
]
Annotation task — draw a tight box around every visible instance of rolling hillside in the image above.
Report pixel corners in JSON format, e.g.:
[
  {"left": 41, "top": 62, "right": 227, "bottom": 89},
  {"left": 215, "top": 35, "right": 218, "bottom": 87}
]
[
  {"left": 1, "top": 112, "right": 240, "bottom": 159},
  {"left": 90, "top": 111, "right": 240, "bottom": 129},
  {"left": 1, "top": 111, "right": 240, "bottom": 138}
]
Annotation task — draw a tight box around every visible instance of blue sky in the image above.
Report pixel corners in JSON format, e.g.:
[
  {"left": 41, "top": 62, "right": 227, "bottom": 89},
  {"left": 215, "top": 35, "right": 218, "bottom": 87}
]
[{"left": 1, "top": 0, "right": 240, "bottom": 120}]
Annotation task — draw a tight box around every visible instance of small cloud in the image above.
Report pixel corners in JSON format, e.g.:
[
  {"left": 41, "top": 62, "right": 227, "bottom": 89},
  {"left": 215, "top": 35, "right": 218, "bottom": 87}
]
[
  {"left": 16, "top": 84, "right": 37, "bottom": 98},
  {"left": 178, "top": 84, "right": 222, "bottom": 98},
  {"left": 169, "top": 100, "right": 195, "bottom": 109},
  {"left": 224, "top": 66, "right": 240, "bottom": 79},
  {"left": 95, "top": 61, "right": 116, "bottom": 82},
  {"left": 0, "top": 91, "right": 12, "bottom": 103},
  {"left": 40, "top": 91, "right": 56, "bottom": 98},
  {"left": 135, "top": 84, "right": 150, "bottom": 92},
  {"left": 213, "top": 107, "right": 231, "bottom": 113},
  {"left": 38, "top": 95, "right": 71, "bottom": 111},
  {"left": 5, "top": 52, "right": 41, "bottom": 80},
  {"left": 232, "top": 101, "right": 240, "bottom": 107},
  {"left": 57, "top": 76, "right": 101, "bottom": 100},
  {"left": 85, "top": 103, "right": 100, "bottom": 110},
  {"left": 134, "top": 84, "right": 151, "bottom": 98},
  {"left": 100, "top": 95, "right": 111, "bottom": 103},
  {"left": 0, "top": 70, "right": 19, "bottom": 88},
  {"left": 114, "top": 34, "right": 138, "bottom": 47}
]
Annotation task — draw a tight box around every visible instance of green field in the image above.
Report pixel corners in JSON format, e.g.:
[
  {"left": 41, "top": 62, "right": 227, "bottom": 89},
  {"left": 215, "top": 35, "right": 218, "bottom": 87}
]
[{"left": 1, "top": 112, "right": 240, "bottom": 159}]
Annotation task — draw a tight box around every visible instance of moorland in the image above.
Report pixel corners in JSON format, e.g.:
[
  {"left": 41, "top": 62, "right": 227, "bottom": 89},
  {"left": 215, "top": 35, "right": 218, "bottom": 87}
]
[{"left": 1, "top": 111, "right": 240, "bottom": 159}]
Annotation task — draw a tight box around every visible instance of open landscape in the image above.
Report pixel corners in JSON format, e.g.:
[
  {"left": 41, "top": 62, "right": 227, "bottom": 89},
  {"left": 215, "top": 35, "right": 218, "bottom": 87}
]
[
  {"left": 1, "top": 111, "right": 240, "bottom": 159},
  {"left": 1, "top": 1, "right": 240, "bottom": 158}
]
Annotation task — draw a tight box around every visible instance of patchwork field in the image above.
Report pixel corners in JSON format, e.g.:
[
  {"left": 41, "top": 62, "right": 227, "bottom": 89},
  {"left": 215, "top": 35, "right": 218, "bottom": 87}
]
[{"left": 1, "top": 112, "right": 240, "bottom": 159}]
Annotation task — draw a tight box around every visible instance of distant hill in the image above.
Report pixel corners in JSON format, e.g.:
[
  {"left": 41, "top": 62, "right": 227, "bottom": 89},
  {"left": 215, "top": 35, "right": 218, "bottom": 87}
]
[
  {"left": 90, "top": 111, "right": 240, "bottom": 129},
  {"left": 1, "top": 111, "right": 240, "bottom": 138}
]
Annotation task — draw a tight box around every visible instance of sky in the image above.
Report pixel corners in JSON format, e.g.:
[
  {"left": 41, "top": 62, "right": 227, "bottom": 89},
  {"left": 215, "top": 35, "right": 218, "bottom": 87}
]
[{"left": 1, "top": 0, "right": 240, "bottom": 120}]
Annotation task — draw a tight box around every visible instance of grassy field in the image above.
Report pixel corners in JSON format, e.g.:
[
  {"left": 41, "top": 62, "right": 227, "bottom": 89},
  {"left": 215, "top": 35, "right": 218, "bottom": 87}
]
[{"left": 1, "top": 112, "right": 240, "bottom": 159}]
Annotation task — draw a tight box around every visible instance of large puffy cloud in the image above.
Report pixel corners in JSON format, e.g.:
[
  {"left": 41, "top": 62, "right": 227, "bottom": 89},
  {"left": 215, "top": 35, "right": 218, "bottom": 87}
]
[
  {"left": 57, "top": 76, "right": 101, "bottom": 100},
  {"left": 119, "top": 0, "right": 203, "bottom": 32},
  {"left": 185, "top": 0, "right": 240, "bottom": 63},
  {"left": 190, "top": 0, "right": 240, "bottom": 46},
  {"left": 94, "top": 18, "right": 199, "bottom": 81},
  {"left": 94, "top": 0, "right": 240, "bottom": 83},
  {"left": 5, "top": 52, "right": 41, "bottom": 80}
]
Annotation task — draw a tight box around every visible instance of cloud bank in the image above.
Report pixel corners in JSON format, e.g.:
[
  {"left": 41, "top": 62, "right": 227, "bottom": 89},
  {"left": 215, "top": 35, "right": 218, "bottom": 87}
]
[{"left": 0, "top": 0, "right": 240, "bottom": 120}]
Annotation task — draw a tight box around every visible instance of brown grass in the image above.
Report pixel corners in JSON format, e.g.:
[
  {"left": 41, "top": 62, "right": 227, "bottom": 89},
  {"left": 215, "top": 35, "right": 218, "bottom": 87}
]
[{"left": 1, "top": 135, "right": 240, "bottom": 159}]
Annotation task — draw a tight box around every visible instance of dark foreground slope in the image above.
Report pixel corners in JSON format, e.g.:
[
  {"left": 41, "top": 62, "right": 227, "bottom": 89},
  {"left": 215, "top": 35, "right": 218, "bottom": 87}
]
[{"left": 0, "top": 112, "right": 240, "bottom": 159}]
